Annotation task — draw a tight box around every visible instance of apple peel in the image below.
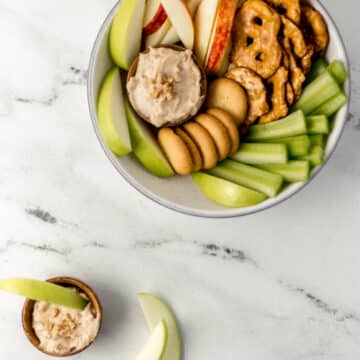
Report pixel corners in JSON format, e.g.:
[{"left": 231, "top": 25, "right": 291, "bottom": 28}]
[{"left": 0, "top": 278, "right": 88, "bottom": 310}]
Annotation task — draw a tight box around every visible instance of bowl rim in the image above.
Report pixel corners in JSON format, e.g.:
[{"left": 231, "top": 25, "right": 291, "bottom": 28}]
[{"left": 87, "top": 0, "right": 351, "bottom": 219}]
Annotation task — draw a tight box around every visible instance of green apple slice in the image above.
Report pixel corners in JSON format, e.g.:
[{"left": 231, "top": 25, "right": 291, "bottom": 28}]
[
  {"left": 125, "top": 99, "right": 174, "bottom": 178},
  {"left": 0, "top": 278, "right": 88, "bottom": 310},
  {"left": 192, "top": 172, "right": 267, "bottom": 208},
  {"left": 137, "top": 293, "right": 181, "bottom": 360},
  {"left": 97, "top": 68, "right": 132, "bottom": 157},
  {"left": 137, "top": 320, "right": 168, "bottom": 360},
  {"left": 109, "top": 0, "right": 146, "bottom": 70}
]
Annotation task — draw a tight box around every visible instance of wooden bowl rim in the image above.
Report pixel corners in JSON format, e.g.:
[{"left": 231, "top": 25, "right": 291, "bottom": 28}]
[
  {"left": 126, "top": 45, "right": 207, "bottom": 127},
  {"left": 22, "top": 277, "right": 103, "bottom": 358}
]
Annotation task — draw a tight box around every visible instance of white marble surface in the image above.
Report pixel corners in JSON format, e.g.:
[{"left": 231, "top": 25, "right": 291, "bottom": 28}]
[{"left": 0, "top": 0, "right": 359, "bottom": 359}]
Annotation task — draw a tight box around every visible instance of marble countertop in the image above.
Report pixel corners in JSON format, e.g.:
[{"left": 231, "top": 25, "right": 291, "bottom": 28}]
[{"left": 0, "top": 0, "right": 359, "bottom": 359}]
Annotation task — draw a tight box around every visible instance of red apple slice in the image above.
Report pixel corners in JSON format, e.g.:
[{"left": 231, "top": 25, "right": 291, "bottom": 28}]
[
  {"left": 162, "top": 0, "right": 201, "bottom": 45},
  {"left": 205, "top": 0, "right": 237, "bottom": 75},
  {"left": 194, "top": 0, "right": 219, "bottom": 66},
  {"left": 145, "top": 18, "right": 171, "bottom": 48},
  {"left": 161, "top": 0, "right": 194, "bottom": 49},
  {"left": 143, "top": 1, "right": 168, "bottom": 36}
]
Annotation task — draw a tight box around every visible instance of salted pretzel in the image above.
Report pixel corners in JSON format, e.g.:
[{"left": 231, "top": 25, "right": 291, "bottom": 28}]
[
  {"left": 259, "top": 66, "right": 289, "bottom": 124},
  {"left": 301, "top": 45, "right": 314, "bottom": 74},
  {"left": 282, "top": 38, "right": 305, "bottom": 99},
  {"left": 231, "top": 0, "right": 282, "bottom": 79},
  {"left": 281, "top": 15, "right": 308, "bottom": 58},
  {"left": 301, "top": 5, "right": 329, "bottom": 55},
  {"left": 226, "top": 66, "right": 269, "bottom": 124},
  {"left": 265, "top": 0, "right": 301, "bottom": 24}
]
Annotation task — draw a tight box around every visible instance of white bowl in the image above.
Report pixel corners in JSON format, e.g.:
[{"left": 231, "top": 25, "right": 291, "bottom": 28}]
[{"left": 87, "top": 0, "right": 351, "bottom": 218}]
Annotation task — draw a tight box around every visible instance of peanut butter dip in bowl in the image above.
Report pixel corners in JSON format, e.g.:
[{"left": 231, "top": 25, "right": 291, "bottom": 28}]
[
  {"left": 22, "top": 277, "right": 102, "bottom": 357},
  {"left": 127, "top": 45, "right": 207, "bottom": 128}
]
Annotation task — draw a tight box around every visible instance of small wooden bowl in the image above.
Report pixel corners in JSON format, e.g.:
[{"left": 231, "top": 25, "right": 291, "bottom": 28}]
[
  {"left": 22, "top": 277, "right": 103, "bottom": 357},
  {"left": 126, "top": 45, "right": 207, "bottom": 127}
]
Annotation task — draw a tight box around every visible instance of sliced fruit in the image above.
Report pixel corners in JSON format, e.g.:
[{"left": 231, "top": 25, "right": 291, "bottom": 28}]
[
  {"left": 109, "top": 0, "right": 146, "bottom": 70},
  {"left": 209, "top": 160, "right": 283, "bottom": 197},
  {"left": 0, "top": 278, "right": 88, "bottom": 310},
  {"left": 97, "top": 68, "right": 132, "bottom": 157},
  {"left": 162, "top": 0, "right": 201, "bottom": 44},
  {"left": 204, "top": 0, "right": 237, "bottom": 75},
  {"left": 145, "top": 19, "right": 172, "bottom": 48},
  {"left": 311, "top": 92, "right": 348, "bottom": 117},
  {"left": 328, "top": 60, "right": 348, "bottom": 85},
  {"left": 298, "top": 145, "right": 324, "bottom": 167},
  {"left": 293, "top": 70, "right": 341, "bottom": 115},
  {"left": 136, "top": 320, "right": 168, "bottom": 360},
  {"left": 192, "top": 172, "right": 267, "bottom": 207},
  {"left": 265, "top": 135, "right": 311, "bottom": 157},
  {"left": 138, "top": 293, "right": 181, "bottom": 360},
  {"left": 216, "top": 40, "right": 232, "bottom": 77},
  {"left": 247, "top": 110, "right": 307, "bottom": 141},
  {"left": 194, "top": 0, "right": 220, "bottom": 65},
  {"left": 259, "top": 161, "right": 310, "bottom": 182},
  {"left": 306, "top": 115, "right": 329, "bottom": 135},
  {"left": 143, "top": 1, "right": 168, "bottom": 36},
  {"left": 161, "top": 0, "right": 194, "bottom": 49},
  {"left": 125, "top": 99, "right": 174, "bottom": 178},
  {"left": 231, "top": 143, "right": 288, "bottom": 165}
]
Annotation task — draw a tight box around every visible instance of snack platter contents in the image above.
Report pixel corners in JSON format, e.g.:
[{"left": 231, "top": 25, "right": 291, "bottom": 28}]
[{"left": 96, "top": 0, "right": 348, "bottom": 209}]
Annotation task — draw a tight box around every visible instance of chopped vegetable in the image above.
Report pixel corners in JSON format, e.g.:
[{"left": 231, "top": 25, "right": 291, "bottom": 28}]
[
  {"left": 259, "top": 161, "right": 310, "bottom": 183},
  {"left": 265, "top": 135, "right": 310, "bottom": 157},
  {"left": 311, "top": 92, "right": 348, "bottom": 117},
  {"left": 328, "top": 60, "right": 348, "bottom": 85},
  {"left": 298, "top": 145, "right": 324, "bottom": 166},
  {"left": 306, "top": 115, "right": 329, "bottom": 134}
]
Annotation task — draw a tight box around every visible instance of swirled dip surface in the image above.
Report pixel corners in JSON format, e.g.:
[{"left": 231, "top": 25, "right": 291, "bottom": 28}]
[
  {"left": 32, "top": 296, "right": 100, "bottom": 355},
  {"left": 127, "top": 47, "right": 204, "bottom": 127}
]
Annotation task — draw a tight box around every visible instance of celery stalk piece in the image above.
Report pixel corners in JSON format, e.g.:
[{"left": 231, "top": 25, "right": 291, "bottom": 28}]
[
  {"left": 247, "top": 110, "right": 307, "bottom": 141},
  {"left": 328, "top": 60, "right": 348, "bottom": 85},
  {"left": 304, "top": 58, "right": 327, "bottom": 86},
  {"left": 306, "top": 115, "right": 329, "bottom": 135},
  {"left": 309, "top": 135, "right": 326, "bottom": 148},
  {"left": 311, "top": 92, "right": 348, "bottom": 117},
  {"left": 293, "top": 71, "right": 341, "bottom": 115},
  {"left": 231, "top": 143, "right": 288, "bottom": 165},
  {"left": 265, "top": 135, "right": 310, "bottom": 157},
  {"left": 208, "top": 160, "right": 284, "bottom": 197},
  {"left": 298, "top": 145, "right": 324, "bottom": 166},
  {"left": 259, "top": 161, "right": 310, "bottom": 183}
]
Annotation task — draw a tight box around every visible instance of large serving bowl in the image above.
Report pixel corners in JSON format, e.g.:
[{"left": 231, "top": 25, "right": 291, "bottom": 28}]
[{"left": 87, "top": 0, "right": 351, "bottom": 218}]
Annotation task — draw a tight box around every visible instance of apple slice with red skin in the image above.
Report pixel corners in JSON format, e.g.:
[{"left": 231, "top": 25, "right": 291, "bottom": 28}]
[
  {"left": 143, "top": 0, "right": 168, "bottom": 36},
  {"left": 162, "top": 0, "right": 201, "bottom": 45},
  {"left": 145, "top": 19, "right": 171, "bottom": 48},
  {"left": 205, "top": 0, "right": 237, "bottom": 75},
  {"left": 161, "top": 0, "right": 194, "bottom": 49}
]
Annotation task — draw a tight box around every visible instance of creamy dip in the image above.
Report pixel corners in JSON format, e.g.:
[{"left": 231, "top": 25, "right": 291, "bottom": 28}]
[
  {"left": 127, "top": 47, "right": 204, "bottom": 127},
  {"left": 32, "top": 296, "right": 100, "bottom": 355}
]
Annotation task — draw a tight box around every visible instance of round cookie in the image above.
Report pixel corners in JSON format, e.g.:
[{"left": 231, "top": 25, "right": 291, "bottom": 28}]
[
  {"left": 158, "top": 128, "right": 193, "bottom": 175},
  {"left": 195, "top": 113, "right": 231, "bottom": 161},
  {"left": 205, "top": 78, "right": 248, "bottom": 126},
  {"left": 182, "top": 122, "right": 218, "bottom": 170},
  {"left": 175, "top": 128, "right": 203, "bottom": 172},
  {"left": 206, "top": 108, "right": 240, "bottom": 156}
]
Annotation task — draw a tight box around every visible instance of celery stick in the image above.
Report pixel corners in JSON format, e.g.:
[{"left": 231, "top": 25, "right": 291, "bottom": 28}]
[
  {"left": 306, "top": 115, "right": 329, "bottom": 134},
  {"left": 309, "top": 135, "right": 326, "bottom": 148},
  {"left": 298, "top": 145, "right": 324, "bottom": 166},
  {"left": 311, "top": 92, "right": 348, "bottom": 117},
  {"left": 328, "top": 60, "right": 348, "bottom": 85},
  {"left": 231, "top": 143, "right": 288, "bottom": 165},
  {"left": 265, "top": 135, "right": 310, "bottom": 157},
  {"left": 247, "top": 110, "right": 307, "bottom": 141},
  {"left": 259, "top": 161, "right": 310, "bottom": 182},
  {"left": 293, "top": 71, "right": 341, "bottom": 115},
  {"left": 208, "top": 160, "right": 284, "bottom": 197},
  {"left": 305, "top": 58, "right": 327, "bottom": 86}
]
